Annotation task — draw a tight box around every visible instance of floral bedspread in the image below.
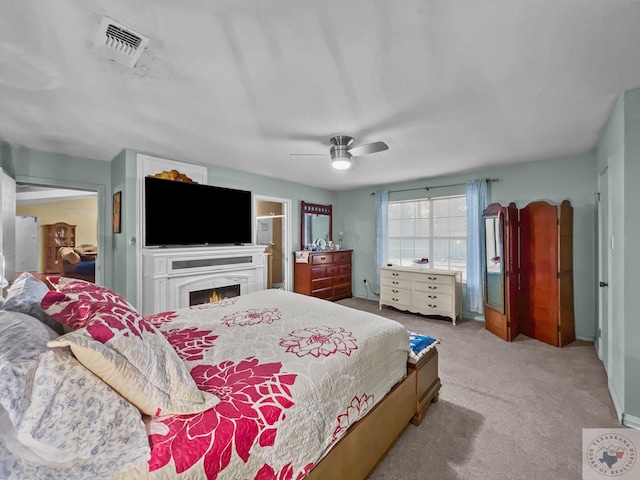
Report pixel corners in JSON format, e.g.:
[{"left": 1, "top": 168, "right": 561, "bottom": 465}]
[{"left": 117, "top": 289, "right": 410, "bottom": 480}]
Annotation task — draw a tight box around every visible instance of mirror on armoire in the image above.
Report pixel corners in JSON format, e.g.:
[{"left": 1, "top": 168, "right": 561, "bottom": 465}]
[
  {"left": 482, "top": 202, "right": 519, "bottom": 342},
  {"left": 484, "top": 213, "right": 504, "bottom": 313}
]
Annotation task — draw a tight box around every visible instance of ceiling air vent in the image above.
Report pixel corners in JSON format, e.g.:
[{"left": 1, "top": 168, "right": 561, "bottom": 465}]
[{"left": 92, "top": 16, "right": 149, "bottom": 68}]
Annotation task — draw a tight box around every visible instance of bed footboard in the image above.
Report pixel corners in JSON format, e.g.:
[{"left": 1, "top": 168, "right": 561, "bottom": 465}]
[
  {"left": 409, "top": 347, "right": 441, "bottom": 426},
  {"left": 306, "top": 347, "right": 441, "bottom": 480}
]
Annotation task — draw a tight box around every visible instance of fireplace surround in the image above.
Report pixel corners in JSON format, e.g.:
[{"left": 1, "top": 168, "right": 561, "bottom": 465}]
[{"left": 141, "top": 245, "right": 266, "bottom": 314}]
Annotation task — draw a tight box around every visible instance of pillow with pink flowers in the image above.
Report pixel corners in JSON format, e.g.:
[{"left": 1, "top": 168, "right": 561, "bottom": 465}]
[
  {"left": 42, "top": 277, "right": 132, "bottom": 330},
  {"left": 45, "top": 294, "right": 219, "bottom": 416}
]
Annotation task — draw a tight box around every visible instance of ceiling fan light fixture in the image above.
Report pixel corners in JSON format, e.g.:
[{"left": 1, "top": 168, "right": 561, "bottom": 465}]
[{"left": 331, "top": 157, "right": 352, "bottom": 170}]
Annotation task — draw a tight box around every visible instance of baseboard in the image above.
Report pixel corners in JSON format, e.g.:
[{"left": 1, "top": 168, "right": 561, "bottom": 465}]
[
  {"left": 608, "top": 378, "right": 624, "bottom": 424},
  {"left": 576, "top": 335, "right": 595, "bottom": 342},
  {"left": 622, "top": 413, "right": 640, "bottom": 430}
]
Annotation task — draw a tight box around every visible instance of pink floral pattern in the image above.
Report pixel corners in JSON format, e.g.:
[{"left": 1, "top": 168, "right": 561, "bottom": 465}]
[
  {"left": 221, "top": 308, "right": 281, "bottom": 327},
  {"left": 162, "top": 327, "right": 219, "bottom": 362},
  {"left": 332, "top": 393, "right": 374, "bottom": 441},
  {"left": 85, "top": 303, "right": 156, "bottom": 343},
  {"left": 253, "top": 462, "right": 314, "bottom": 480},
  {"left": 192, "top": 297, "right": 239, "bottom": 309},
  {"left": 145, "top": 310, "right": 179, "bottom": 327},
  {"left": 149, "top": 357, "right": 297, "bottom": 480},
  {"left": 279, "top": 326, "right": 358, "bottom": 358}
]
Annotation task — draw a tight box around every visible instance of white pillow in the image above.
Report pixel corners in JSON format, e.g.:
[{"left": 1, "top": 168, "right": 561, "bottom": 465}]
[
  {"left": 0, "top": 311, "right": 150, "bottom": 478},
  {"left": 46, "top": 295, "right": 219, "bottom": 416}
]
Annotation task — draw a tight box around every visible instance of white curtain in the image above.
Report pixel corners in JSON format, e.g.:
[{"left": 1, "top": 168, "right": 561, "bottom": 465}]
[
  {"left": 373, "top": 191, "right": 389, "bottom": 292},
  {"left": 465, "top": 180, "right": 488, "bottom": 314}
]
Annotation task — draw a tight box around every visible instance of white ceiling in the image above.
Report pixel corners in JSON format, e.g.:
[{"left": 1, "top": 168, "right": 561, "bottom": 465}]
[{"left": 2, "top": 1, "right": 640, "bottom": 191}]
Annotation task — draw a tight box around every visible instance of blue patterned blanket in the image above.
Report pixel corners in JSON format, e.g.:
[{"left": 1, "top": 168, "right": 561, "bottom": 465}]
[{"left": 408, "top": 332, "right": 440, "bottom": 363}]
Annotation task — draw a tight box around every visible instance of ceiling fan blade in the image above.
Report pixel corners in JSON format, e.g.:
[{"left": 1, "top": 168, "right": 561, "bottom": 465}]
[
  {"left": 347, "top": 141, "right": 388, "bottom": 157},
  {"left": 289, "top": 153, "right": 329, "bottom": 156}
]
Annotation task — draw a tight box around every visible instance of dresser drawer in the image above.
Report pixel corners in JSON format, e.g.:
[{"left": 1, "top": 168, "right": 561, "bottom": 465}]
[
  {"left": 380, "top": 274, "right": 412, "bottom": 290},
  {"left": 381, "top": 269, "right": 413, "bottom": 282},
  {"left": 327, "top": 265, "right": 340, "bottom": 276},
  {"left": 381, "top": 286, "right": 412, "bottom": 305},
  {"left": 420, "top": 273, "right": 453, "bottom": 286},
  {"left": 414, "top": 280, "right": 453, "bottom": 295},
  {"left": 311, "top": 253, "right": 333, "bottom": 265},
  {"left": 334, "top": 251, "right": 351, "bottom": 264},
  {"left": 333, "top": 284, "right": 352, "bottom": 297},
  {"left": 338, "top": 264, "right": 350, "bottom": 275},
  {"left": 413, "top": 292, "right": 453, "bottom": 312},
  {"left": 311, "top": 277, "right": 332, "bottom": 290},
  {"left": 312, "top": 287, "right": 333, "bottom": 299},
  {"left": 311, "top": 267, "right": 326, "bottom": 279},
  {"left": 333, "top": 274, "right": 351, "bottom": 286}
]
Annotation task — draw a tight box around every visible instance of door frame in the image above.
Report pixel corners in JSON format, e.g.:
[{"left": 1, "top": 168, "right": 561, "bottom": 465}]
[
  {"left": 254, "top": 195, "right": 292, "bottom": 292},
  {"left": 597, "top": 165, "right": 611, "bottom": 372},
  {"left": 13, "top": 175, "right": 105, "bottom": 286}
]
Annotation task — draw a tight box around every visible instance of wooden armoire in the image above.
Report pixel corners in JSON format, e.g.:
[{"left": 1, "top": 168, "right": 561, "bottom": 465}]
[
  {"left": 42, "top": 222, "right": 76, "bottom": 273},
  {"left": 483, "top": 200, "right": 575, "bottom": 347}
]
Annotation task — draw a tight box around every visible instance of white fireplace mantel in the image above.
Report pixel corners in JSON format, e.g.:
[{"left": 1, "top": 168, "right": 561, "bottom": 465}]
[{"left": 141, "top": 245, "right": 266, "bottom": 314}]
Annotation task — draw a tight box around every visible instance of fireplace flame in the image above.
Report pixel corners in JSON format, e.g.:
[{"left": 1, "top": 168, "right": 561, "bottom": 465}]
[{"left": 209, "top": 290, "right": 223, "bottom": 303}]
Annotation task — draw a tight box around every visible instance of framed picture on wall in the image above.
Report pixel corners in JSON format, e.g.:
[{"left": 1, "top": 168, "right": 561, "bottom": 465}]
[{"left": 113, "top": 191, "right": 122, "bottom": 234}]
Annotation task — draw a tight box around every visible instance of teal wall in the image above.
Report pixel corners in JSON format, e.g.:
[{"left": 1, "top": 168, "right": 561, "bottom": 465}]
[
  {"left": 337, "top": 153, "right": 598, "bottom": 340},
  {"left": 623, "top": 90, "right": 640, "bottom": 424}
]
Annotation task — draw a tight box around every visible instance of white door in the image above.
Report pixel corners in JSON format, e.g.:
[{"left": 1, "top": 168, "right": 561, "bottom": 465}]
[
  {"left": 0, "top": 168, "right": 16, "bottom": 285},
  {"left": 597, "top": 166, "right": 610, "bottom": 371},
  {"left": 15, "top": 215, "right": 39, "bottom": 273},
  {"left": 254, "top": 196, "right": 292, "bottom": 291}
]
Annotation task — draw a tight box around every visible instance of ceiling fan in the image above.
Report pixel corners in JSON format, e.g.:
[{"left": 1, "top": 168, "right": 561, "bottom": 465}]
[{"left": 290, "top": 135, "right": 389, "bottom": 170}]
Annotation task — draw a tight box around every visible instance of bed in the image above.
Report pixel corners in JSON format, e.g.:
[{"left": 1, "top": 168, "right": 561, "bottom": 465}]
[{"left": 0, "top": 273, "right": 441, "bottom": 480}]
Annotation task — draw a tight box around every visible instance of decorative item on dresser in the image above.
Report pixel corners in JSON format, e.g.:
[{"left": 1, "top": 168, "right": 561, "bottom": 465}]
[
  {"left": 379, "top": 265, "right": 462, "bottom": 325},
  {"left": 293, "top": 250, "right": 353, "bottom": 301},
  {"left": 42, "top": 222, "right": 76, "bottom": 273}
]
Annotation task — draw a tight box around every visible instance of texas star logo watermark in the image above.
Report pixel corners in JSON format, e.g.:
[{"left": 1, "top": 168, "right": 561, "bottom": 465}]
[{"left": 583, "top": 429, "right": 638, "bottom": 479}]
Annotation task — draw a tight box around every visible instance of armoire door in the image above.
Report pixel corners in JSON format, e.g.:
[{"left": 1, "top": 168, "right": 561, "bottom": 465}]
[
  {"left": 519, "top": 200, "right": 575, "bottom": 347},
  {"left": 504, "top": 202, "right": 520, "bottom": 341}
]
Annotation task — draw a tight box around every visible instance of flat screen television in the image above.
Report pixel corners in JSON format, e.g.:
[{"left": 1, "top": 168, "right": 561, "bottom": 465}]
[{"left": 144, "top": 176, "right": 252, "bottom": 247}]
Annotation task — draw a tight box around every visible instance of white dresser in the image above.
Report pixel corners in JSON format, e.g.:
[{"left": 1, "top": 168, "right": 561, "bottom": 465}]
[{"left": 379, "top": 266, "right": 462, "bottom": 325}]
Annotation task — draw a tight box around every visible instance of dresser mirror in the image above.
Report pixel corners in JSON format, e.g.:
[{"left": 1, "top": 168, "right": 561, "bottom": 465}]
[
  {"left": 483, "top": 208, "right": 505, "bottom": 313},
  {"left": 300, "top": 201, "right": 332, "bottom": 250}
]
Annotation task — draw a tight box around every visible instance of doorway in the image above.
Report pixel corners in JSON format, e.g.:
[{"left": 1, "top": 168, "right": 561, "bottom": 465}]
[
  {"left": 15, "top": 184, "right": 99, "bottom": 279},
  {"left": 254, "top": 196, "right": 292, "bottom": 291}
]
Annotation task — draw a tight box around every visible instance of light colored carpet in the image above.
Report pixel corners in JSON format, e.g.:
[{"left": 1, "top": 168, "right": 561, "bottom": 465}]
[{"left": 336, "top": 297, "right": 622, "bottom": 480}]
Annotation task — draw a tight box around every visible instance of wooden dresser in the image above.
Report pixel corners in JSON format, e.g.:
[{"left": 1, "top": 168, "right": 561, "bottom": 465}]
[
  {"left": 293, "top": 250, "right": 352, "bottom": 301},
  {"left": 379, "top": 266, "right": 462, "bottom": 324}
]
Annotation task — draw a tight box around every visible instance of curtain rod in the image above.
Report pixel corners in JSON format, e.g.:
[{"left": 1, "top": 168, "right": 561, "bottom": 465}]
[{"left": 370, "top": 178, "right": 500, "bottom": 195}]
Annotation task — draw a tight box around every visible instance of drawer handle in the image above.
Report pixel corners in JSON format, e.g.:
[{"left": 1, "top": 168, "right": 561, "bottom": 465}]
[
  {"left": 392, "top": 289, "right": 399, "bottom": 293},
  {"left": 392, "top": 281, "right": 399, "bottom": 285},
  {"left": 320, "top": 257, "right": 326, "bottom": 261},
  {"left": 428, "top": 276, "right": 438, "bottom": 280},
  {"left": 392, "top": 273, "right": 399, "bottom": 276},
  {"left": 428, "top": 286, "right": 438, "bottom": 290},
  {"left": 428, "top": 295, "right": 438, "bottom": 299},
  {"left": 392, "top": 297, "right": 399, "bottom": 302},
  {"left": 428, "top": 304, "right": 437, "bottom": 308}
]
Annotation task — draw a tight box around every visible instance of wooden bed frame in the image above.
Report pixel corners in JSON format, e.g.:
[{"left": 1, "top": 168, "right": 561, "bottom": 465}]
[{"left": 306, "top": 348, "right": 441, "bottom": 480}]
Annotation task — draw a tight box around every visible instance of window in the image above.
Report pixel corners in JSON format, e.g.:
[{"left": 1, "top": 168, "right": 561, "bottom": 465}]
[{"left": 387, "top": 195, "right": 467, "bottom": 279}]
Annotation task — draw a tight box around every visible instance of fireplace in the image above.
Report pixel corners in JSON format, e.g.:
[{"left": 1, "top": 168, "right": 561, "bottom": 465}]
[
  {"left": 189, "top": 284, "right": 240, "bottom": 306},
  {"left": 141, "top": 245, "right": 267, "bottom": 314}
]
